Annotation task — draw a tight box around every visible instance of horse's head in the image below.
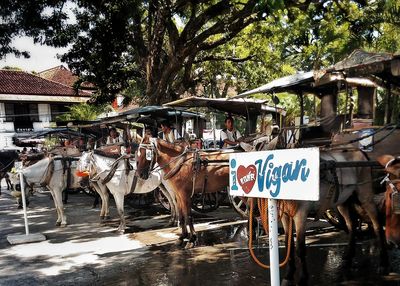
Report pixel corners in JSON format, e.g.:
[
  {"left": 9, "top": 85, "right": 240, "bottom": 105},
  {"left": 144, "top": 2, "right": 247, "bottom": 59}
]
[
  {"left": 136, "top": 134, "right": 157, "bottom": 180},
  {"left": 378, "top": 154, "right": 400, "bottom": 247},
  {"left": 76, "top": 151, "right": 93, "bottom": 178}
]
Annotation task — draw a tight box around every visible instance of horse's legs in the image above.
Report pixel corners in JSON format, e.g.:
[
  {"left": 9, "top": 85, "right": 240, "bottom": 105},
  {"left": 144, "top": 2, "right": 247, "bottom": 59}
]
[
  {"left": 294, "top": 209, "right": 308, "bottom": 286},
  {"left": 358, "top": 198, "right": 389, "bottom": 272},
  {"left": 6, "top": 177, "right": 12, "bottom": 190},
  {"left": 175, "top": 192, "right": 189, "bottom": 245},
  {"left": 92, "top": 182, "right": 109, "bottom": 220},
  {"left": 337, "top": 204, "right": 356, "bottom": 264},
  {"left": 185, "top": 196, "right": 197, "bottom": 245},
  {"left": 113, "top": 192, "right": 126, "bottom": 233},
  {"left": 282, "top": 214, "right": 296, "bottom": 286},
  {"left": 50, "top": 188, "right": 67, "bottom": 227}
]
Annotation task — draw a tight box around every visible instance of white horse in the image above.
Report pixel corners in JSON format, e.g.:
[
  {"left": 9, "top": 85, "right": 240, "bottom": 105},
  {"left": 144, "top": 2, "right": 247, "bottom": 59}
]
[
  {"left": 8, "top": 156, "right": 82, "bottom": 227},
  {"left": 77, "top": 151, "right": 170, "bottom": 233}
]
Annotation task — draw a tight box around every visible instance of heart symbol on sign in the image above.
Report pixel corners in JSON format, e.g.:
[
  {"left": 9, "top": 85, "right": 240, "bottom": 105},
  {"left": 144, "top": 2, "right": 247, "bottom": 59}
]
[{"left": 237, "top": 165, "right": 257, "bottom": 194}]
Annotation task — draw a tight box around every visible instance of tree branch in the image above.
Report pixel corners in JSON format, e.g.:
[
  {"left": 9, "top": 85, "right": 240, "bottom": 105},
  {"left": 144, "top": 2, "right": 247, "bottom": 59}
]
[{"left": 193, "top": 54, "right": 255, "bottom": 63}]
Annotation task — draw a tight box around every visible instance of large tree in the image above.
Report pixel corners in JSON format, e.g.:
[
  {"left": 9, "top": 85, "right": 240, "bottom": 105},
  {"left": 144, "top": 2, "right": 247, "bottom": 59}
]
[{"left": 1, "top": 0, "right": 399, "bottom": 105}]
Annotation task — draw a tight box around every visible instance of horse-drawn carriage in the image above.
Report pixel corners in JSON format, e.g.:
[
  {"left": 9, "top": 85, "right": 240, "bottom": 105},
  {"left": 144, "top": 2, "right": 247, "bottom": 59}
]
[{"left": 133, "top": 50, "right": 400, "bottom": 284}]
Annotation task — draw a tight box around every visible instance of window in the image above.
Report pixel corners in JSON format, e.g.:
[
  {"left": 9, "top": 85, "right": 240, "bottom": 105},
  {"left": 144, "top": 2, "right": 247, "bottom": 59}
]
[
  {"left": 4, "top": 103, "right": 14, "bottom": 122},
  {"left": 29, "top": 103, "right": 39, "bottom": 122},
  {"left": 51, "top": 104, "right": 70, "bottom": 121}
]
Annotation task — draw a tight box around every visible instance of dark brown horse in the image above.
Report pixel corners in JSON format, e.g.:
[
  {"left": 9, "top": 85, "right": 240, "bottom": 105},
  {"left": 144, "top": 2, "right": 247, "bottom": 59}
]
[
  {"left": 136, "top": 135, "right": 230, "bottom": 246},
  {"left": 377, "top": 154, "right": 400, "bottom": 247},
  {"left": 280, "top": 149, "right": 388, "bottom": 285}
]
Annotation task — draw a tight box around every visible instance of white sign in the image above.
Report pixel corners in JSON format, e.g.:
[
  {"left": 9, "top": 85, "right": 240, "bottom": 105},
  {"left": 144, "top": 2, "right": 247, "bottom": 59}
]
[
  {"left": 14, "top": 161, "right": 23, "bottom": 171},
  {"left": 229, "top": 148, "right": 320, "bottom": 201}
]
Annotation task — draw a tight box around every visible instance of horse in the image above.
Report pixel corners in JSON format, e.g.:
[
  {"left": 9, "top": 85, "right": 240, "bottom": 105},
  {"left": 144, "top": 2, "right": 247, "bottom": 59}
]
[
  {"left": 277, "top": 149, "right": 388, "bottom": 285},
  {"left": 76, "top": 151, "right": 170, "bottom": 233},
  {"left": 0, "top": 150, "right": 19, "bottom": 194},
  {"left": 377, "top": 154, "right": 400, "bottom": 247},
  {"left": 136, "top": 135, "right": 232, "bottom": 246},
  {"left": 8, "top": 156, "right": 82, "bottom": 227}
]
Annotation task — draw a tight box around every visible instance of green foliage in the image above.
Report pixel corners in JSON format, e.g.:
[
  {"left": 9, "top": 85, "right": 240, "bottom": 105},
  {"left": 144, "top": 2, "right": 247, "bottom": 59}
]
[
  {"left": 56, "top": 103, "right": 106, "bottom": 121},
  {"left": 1, "top": 0, "right": 400, "bottom": 109}
]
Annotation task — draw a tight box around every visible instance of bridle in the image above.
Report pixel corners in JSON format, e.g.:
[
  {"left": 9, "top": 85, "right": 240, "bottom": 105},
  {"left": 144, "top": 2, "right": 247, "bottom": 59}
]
[
  {"left": 138, "top": 142, "right": 158, "bottom": 179},
  {"left": 138, "top": 139, "right": 189, "bottom": 179},
  {"left": 79, "top": 151, "right": 103, "bottom": 182},
  {"left": 381, "top": 158, "right": 400, "bottom": 214}
]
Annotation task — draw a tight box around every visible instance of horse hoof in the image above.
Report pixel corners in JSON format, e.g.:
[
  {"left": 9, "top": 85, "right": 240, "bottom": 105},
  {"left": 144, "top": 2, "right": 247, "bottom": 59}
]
[
  {"left": 100, "top": 216, "right": 105, "bottom": 220},
  {"left": 185, "top": 242, "right": 196, "bottom": 249},
  {"left": 281, "top": 279, "right": 295, "bottom": 286},
  {"left": 167, "top": 219, "right": 176, "bottom": 227},
  {"left": 377, "top": 265, "right": 388, "bottom": 275},
  {"left": 105, "top": 216, "right": 111, "bottom": 220},
  {"left": 56, "top": 221, "right": 61, "bottom": 227},
  {"left": 176, "top": 239, "right": 185, "bottom": 247},
  {"left": 60, "top": 223, "right": 67, "bottom": 228}
]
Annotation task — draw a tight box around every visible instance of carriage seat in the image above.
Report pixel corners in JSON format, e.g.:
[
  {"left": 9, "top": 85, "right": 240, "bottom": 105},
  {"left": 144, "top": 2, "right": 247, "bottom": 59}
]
[
  {"left": 301, "top": 126, "right": 332, "bottom": 146},
  {"left": 94, "top": 144, "right": 122, "bottom": 158}
]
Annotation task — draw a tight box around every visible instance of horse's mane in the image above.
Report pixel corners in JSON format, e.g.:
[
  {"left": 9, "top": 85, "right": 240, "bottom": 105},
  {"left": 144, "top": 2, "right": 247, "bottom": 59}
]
[{"left": 156, "top": 138, "right": 186, "bottom": 154}]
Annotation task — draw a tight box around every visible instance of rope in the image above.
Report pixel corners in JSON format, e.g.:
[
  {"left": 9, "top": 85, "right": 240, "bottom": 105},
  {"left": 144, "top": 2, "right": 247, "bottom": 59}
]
[
  {"left": 323, "top": 123, "right": 398, "bottom": 148},
  {"left": 0, "top": 158, "right": 17, "bottom": 172},
  {"left": 248, "top": 198, "right": 294, "bottom": 269}
]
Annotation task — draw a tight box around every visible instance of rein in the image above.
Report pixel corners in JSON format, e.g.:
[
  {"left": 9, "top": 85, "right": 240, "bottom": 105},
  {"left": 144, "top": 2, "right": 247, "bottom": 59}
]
[
  {"left": 322, "top": 123, "right": 398, "bottom": 149},
  {"left": 0, "top": 158, "right": 17, "bottom": 172},
  {"left": 139, "top": 143, "right": 189, "bottom": 179},
  {"left": 248, "top": 198, "right": 295, "bottom": 269}
]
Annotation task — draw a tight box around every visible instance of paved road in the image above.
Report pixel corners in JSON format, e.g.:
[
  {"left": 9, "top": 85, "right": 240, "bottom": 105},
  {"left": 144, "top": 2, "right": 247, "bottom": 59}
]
[{"left": 1, "top": 183, "right": 400, "bottom": 286}]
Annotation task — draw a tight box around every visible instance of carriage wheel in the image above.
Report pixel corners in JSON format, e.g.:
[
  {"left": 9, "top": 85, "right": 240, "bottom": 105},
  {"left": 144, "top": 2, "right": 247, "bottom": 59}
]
[
  {"left": 229, "top": 195, "right": 249, "bottom": 218},
  {"left": 155, "top": 186, "right": 172, "bottom": 211},
  {"left": 155, "top": 185, "right": 178, "bottom": 225},
  {"left": 191, "top": 192, "right": 220, "bottom": 213},
  {"left": 126, "top": 193, "right": 155, "bottom": 208}
]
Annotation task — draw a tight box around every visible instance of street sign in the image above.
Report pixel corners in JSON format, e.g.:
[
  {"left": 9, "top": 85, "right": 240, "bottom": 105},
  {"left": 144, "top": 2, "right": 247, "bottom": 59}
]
[
  {"left": 229, "top": 148, "right": 320, "bottom": 201},
  {"left": 229, "top": 147, "right": 320, "bottom": 286}
]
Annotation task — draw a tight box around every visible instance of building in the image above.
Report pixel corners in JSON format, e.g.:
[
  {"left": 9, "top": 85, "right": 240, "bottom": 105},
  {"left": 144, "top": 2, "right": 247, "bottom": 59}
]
[
  {"left": 38, "top": 65, "right": 95, "bottom": 92},
  {"left": 0, "top": 69, "right": 91, "bottom": 148}
]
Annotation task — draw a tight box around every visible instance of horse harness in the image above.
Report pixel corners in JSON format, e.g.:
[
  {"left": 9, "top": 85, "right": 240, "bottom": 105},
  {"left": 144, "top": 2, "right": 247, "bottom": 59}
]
[
  {"left": 88, "top": 152, "right": 138, "bottom": 194},
  {"left": 381, "top": 158, "right": 400, "bottom": 214},
  {"left": 139, "top": 142, "right": 229, "bottom": 197},
  {"left": 190, "top": 150, "right": 229, "bottom": 197}
]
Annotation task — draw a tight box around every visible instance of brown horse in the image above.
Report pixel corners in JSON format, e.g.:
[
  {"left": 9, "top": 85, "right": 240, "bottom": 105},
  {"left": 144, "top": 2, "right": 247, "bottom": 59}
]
[
  {"left": 279, "top": 149, "right": 388, "bottom": 285},
  {"left": 136, "top": 135, "right": 230, "bottom": 246},
  {"left": 377, "top": 154, "right": 400, "bottom": 247}
]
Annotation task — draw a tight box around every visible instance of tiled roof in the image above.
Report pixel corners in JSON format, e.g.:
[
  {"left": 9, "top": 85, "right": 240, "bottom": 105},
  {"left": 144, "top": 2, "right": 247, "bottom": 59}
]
[
  {"left": 0, "top": 69, "right": 91, "bottom": 97},
  {"left": 38, "top": 65, "right": 94, "bottom": 88}
]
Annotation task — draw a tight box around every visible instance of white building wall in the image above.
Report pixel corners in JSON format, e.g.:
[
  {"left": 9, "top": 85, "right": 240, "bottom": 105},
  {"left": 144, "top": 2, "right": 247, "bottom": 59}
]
[
  {"left": 34, "top": 103, "right": 51, "bottom": 131},
  {"left": 0, "top": 102, "right": 15, "bottom": 132}
]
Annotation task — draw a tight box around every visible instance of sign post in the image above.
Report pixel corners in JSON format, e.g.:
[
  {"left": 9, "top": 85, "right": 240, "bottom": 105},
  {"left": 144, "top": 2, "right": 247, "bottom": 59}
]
[
  {"left": 229, "top": 148, "right": 320, "bottom": 286},
  {"left": 7, "top": 166, "right": 46, "bottom": 245}
]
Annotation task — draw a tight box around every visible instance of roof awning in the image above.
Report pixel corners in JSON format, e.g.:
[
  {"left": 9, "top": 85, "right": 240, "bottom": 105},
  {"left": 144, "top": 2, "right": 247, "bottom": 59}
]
[
  {"left": 0, "top": 94, "right": 90, "bottom": 103},
  {"left": 235, "top": 71, "right": 315, "bottom": 98},
  {"left": 164, "top": 96, "right": 286, "bottom": 116}
]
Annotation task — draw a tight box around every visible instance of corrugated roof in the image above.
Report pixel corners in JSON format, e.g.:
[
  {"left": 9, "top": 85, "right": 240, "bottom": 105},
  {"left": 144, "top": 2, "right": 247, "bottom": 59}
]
[{"left": 0, "top": 70, "right": 91, "bottom": 97}]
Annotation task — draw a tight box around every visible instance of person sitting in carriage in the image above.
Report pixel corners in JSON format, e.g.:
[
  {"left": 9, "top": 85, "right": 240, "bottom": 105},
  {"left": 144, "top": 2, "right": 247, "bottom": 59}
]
[
  {"left": 106, "top": 127, "right": 124, "bottom": 145},
  {"left": 158, "top": 120, "right": 181, "bottom": 143},
  {"left": 220, "top": 116, "right": 243, "bottom": 148}
]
